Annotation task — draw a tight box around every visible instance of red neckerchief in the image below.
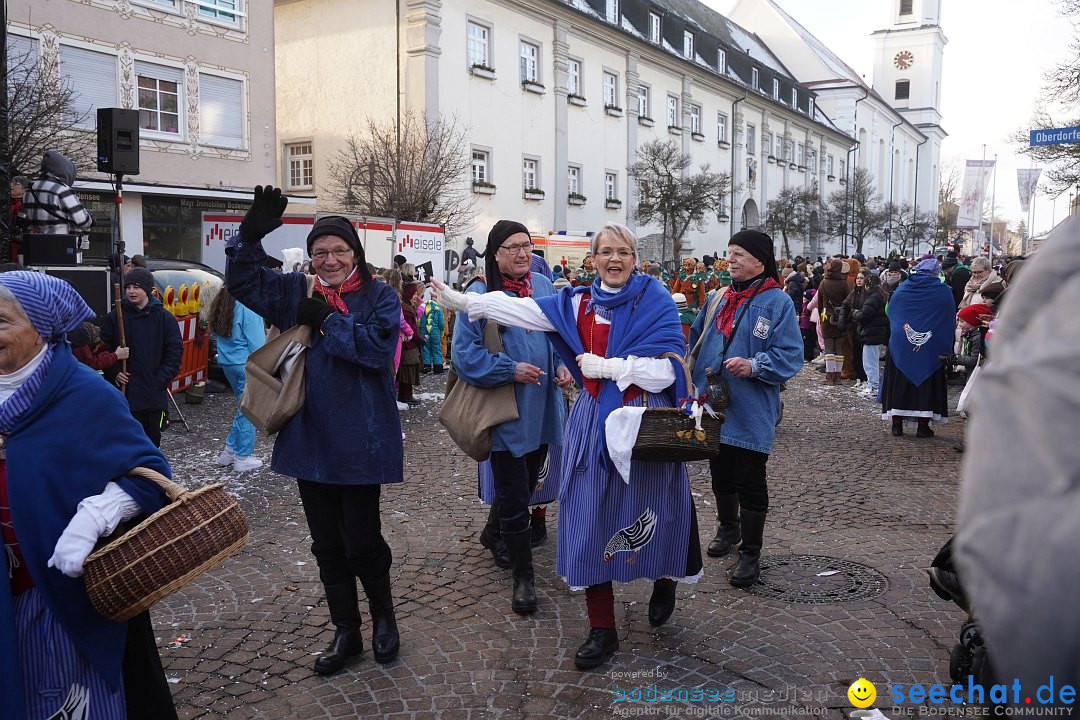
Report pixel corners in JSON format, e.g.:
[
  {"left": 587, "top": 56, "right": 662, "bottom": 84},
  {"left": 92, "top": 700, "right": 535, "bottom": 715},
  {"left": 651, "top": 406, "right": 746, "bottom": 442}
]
[
  {"left": 315, "top": 270, "right": 364, "bottom": 313},
  {"left": 500, "top": 272, "right": 533, "bottom": 298},
  {"left": 715, "top": 277, "right": 781, "bottom": 337}
]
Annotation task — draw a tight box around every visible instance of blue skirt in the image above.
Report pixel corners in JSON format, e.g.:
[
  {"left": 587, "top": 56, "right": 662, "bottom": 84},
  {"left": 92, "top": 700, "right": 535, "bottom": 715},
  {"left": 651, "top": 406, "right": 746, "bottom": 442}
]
[
  {"left": 15, "top": 587, "right": 125, "bottom": 719},
  {"left": 555, "top": 391, "right": 702, "bottom": 588},
  {"left": 478, "top": 441, "right": 562, "bottom": 506}
]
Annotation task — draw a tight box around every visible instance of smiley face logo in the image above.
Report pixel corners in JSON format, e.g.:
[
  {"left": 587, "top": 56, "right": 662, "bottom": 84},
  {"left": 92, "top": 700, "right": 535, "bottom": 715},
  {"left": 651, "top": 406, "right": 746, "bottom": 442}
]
[{"left": 848, "top": 678, "right": 876, "bottom": 708}]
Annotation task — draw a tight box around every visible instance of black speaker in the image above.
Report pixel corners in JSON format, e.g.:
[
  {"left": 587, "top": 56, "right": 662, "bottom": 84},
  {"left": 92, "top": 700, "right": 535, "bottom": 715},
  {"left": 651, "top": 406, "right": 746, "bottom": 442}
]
[{"left": 96, "top": 108, "right": 140, "bottom": 175}]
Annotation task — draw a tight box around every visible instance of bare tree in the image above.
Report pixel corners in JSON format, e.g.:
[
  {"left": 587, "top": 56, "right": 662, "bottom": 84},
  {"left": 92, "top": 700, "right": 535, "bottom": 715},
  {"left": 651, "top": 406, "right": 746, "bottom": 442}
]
[
  {"left": 884, "top": 202, "right": 935, "bottom": 257},
  {"left": 824, "top": 167, "right": 888, "bottom": 255},
  {"left": 4, "top": 47, "right": 95, "bottom": 178},
  {"left": 764, "top": 184, "right": 820, "bottom": 260},
  {"left": 935, "top": 162, "right": 961, "bottom": 245},
  {"left": 632, "top": 139, "right": 732, "bottom": 263},
  {"left": 326, "top": 111, "right": 474, "bottom": 240}
]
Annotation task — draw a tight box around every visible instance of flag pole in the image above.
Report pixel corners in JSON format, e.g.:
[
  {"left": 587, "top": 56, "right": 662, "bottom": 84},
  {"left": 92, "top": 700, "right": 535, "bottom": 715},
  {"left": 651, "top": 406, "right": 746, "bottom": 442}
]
[{"left": 988, "top": 153, "right": 998, "bottom": 265}]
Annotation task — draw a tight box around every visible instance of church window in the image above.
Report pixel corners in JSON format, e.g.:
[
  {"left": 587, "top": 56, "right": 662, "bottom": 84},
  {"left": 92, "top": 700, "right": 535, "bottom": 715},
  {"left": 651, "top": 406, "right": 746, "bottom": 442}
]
[
  {"left": 900, "top": 0, "right": 913, "bottom": 15},
  {"left": 895, "top": 80, "right": 910, "bottom": 100}
]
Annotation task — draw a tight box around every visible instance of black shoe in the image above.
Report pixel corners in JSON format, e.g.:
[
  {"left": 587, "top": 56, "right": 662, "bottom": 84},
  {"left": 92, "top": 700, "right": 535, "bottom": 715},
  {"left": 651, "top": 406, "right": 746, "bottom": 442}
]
[
  {"left": 480, "top": 505, "right": 511, "bottom": 569},
  {"left": 647, "top": 582, "right": 677, "bottom": 627},
  {"left": 891, "top": 423, "right": 904, "bottom": 436},
  {"left": 706, "top": 494, "right": 741, "bottom": 558},
  {"left": 361, "top": 574, "right": 400, "bottom": 664},
  {"left": 953, "top": 441, "right": 965, "bottom": 453},
  {"left": 433, "top": 365, "right": 444, "bottom": 374},
  {"left": 916, "top": 424, "right": 935, "bottom": 438},
  {"left": 313, "top": 627, "right": 364, "bottom": 675},
  {"left": 928, "top": 568, "right": 970, "bottom": 613},
  {"left": 503, "top": 528, "right": 537, "bottom": 615},
  {"left": 729, "top": 510, "right": 766, "bottom": 589},
  {"left": 530, "top": 513, "right": 547, "bottom": 548},
  {"left": 313, "top": 582, "right": 364, "bottom": 675},
  {"left": 574, "top": 628, "right": 619, "bottom": 670}
]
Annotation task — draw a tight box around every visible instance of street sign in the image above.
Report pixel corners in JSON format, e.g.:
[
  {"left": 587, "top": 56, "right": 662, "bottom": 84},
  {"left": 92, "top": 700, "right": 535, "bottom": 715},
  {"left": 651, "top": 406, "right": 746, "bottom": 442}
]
[{"left": 1030, "top": 126, "right": 1080, "bottom": 146}]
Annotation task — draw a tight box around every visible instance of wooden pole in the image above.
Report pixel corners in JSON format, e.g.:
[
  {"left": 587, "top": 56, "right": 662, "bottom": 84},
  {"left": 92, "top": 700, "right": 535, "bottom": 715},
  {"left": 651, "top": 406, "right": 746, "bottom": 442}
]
[{"left": 114, "top": 281, "right": 127, "bottom": 395}]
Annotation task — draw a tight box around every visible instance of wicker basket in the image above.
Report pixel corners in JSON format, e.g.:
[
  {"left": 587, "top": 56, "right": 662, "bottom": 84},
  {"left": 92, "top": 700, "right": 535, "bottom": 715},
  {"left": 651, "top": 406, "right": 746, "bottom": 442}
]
[
  {"left": 83, "top": 467, "right": 250, "bottom": 622},
  {"left": 631, "top": 352, "right": 725, "bottom": 462}
]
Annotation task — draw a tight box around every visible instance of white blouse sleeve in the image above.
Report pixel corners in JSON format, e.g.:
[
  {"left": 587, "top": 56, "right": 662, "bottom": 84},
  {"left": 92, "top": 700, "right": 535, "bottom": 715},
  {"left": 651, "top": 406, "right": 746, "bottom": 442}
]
[
  {"left": 467, "top": 292, "right": 556, "bottom": 332},
  {"left": 615, "top": 356, "right": 677, "bottom": 393}
]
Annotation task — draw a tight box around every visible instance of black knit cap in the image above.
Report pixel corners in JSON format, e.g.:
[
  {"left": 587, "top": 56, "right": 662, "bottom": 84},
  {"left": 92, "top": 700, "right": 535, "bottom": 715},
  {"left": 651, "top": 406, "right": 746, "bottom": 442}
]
[
  {"left": 123, "top": 267, "right": 155, "bottom": 296},
  {"left": 728, "top": 229, "right": 779, "bottom": 281},
  {"left": 306, "top": 216, "right": 370, "bottom": 281},
  {"left": 484, "top": 220, "right": 531, "bottom": 292}
]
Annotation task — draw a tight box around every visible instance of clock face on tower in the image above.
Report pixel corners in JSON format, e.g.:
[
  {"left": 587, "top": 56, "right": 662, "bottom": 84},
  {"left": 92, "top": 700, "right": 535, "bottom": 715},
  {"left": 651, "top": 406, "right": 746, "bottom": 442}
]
[{"left": 894, "top": 50, "right": 915, "bottom": 70}]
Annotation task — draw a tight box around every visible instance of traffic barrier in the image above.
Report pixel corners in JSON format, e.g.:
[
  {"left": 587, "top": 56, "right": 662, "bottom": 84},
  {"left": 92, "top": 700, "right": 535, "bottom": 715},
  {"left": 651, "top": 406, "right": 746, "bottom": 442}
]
[{"left": 169, "top": 313, "right": 209, "bottom": 394}]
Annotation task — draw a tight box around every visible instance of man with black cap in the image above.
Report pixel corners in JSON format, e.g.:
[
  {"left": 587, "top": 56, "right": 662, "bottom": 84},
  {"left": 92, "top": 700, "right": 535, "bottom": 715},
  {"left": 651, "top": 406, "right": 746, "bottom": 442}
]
[
  {"left": 943, "top": 251, "right": 969, "bottom": 311},
  {"left": 100, "top": 266, "right": 183, "bottom": 447},
  {"left": 451, "top": 219, "right": 570, "bottom": 616},
  {"left": 225, "top": 186, "right": 404, "bottom": 675},
  {"left": 688, "top": 230, "right": 803, "bottom": 588}
]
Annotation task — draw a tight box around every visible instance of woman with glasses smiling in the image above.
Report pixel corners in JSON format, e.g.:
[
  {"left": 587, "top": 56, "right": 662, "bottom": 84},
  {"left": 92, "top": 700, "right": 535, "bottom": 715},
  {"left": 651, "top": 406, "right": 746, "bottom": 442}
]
[
  {"left": 226, "top": 188, "right": 404, "bottom": 675},
  {"left": 435, "top": 222, "right": 702, "bottom": 671}
]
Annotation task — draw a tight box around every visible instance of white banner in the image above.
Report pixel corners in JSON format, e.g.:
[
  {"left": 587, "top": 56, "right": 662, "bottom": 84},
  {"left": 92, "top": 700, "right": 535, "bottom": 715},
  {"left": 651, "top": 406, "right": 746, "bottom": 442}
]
[
  {"left": 956, "top": 160, "right": 996, "bottom": 229},
  {"left": 1017, "top": 168, "right": 1042, "bottom": 214}
]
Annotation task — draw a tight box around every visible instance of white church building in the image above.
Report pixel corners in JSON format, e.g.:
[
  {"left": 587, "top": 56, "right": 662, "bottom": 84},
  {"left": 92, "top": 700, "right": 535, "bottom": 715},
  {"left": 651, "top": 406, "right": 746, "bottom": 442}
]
[{"left": 274, "top": 0, "right": 945, "bottom": 261}]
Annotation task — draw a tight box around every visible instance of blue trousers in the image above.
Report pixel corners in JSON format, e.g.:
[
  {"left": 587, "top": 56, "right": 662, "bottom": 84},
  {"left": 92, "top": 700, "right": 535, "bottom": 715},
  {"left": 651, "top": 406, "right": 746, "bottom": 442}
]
[
  {"left": 421, "top": 333, "right": 443, "bottom": 366},
  {"left": 222, "top": 363, "right": 256, "bottom": 456}
]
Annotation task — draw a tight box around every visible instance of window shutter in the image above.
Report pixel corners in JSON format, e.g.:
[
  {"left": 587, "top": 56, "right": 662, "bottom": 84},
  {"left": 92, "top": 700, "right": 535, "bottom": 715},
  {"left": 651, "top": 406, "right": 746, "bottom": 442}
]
[
  {"left": 59, "top": 46, "right": 118, "bottom": 127},
  {"left": 199, "top": 73, "right": 245, "bottom": 149},
  {"left": 134, "top": 60, "right": 183, "bottom": 85}
]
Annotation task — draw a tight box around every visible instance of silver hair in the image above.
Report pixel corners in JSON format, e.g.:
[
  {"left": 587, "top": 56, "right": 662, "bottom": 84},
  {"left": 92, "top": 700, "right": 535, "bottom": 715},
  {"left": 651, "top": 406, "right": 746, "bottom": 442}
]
[
  {"left": 590, "top": 222, "right": 638, "bottom": 256},
  {"left": 970, "top": 256, "right": 991, "bottom": 271},
  {"left": 0, "top": 284, "right": 34, "bottom": 328}
]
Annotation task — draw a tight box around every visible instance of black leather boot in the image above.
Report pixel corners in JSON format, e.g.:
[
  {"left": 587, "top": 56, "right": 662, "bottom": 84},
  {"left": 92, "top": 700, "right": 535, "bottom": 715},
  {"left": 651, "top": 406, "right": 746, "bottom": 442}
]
[
  {"left": 360, "top": 574, "right": 400, "bottom": 663},
  {"left": 480, "top": 503, "right": 511, "bottom": 569},
  {"left": 647, "top": 581, "right": 677, "bottom": 627},
  {"left": 530, "top": 510, "right": 547, "bottom": 548},
  {"left": 730, "top": 510, "right": 767, "bottom": 588},
  {"left": 706, "top": 494, "right": 741, "bottom": 558},
  {"left": 313, "top": 582, "right": 363, "bottom": 675},
  {"left": 502, "top": 528, "right": 537, "bottom": 614},
  {"left": 574, "top": 628, "right": 619, "bottom": 670}
]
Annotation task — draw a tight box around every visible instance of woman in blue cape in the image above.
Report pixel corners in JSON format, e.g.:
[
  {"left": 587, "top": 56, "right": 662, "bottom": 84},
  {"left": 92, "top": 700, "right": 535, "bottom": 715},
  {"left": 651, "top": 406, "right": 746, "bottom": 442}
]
[
  {"left": 0, "top": 272, "right": 173, "bottom": 719},
  {"left": 880, "top": 257, "right": 956, "bottom": 437},
  {"left": 435, "top": 223, "right": 703, "bottom": 671}
]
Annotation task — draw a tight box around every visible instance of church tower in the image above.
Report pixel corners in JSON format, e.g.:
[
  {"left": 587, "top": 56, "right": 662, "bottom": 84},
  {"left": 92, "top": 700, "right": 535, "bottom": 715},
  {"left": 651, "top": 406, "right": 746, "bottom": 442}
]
[{"left": 870, "top": 0, "right": 947, "bottom": 220}]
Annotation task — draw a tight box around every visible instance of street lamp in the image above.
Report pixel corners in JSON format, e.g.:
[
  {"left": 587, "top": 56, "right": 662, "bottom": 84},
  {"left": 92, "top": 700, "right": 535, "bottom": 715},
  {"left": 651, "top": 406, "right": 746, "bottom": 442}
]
[{"left": 883, "top": 227, "right": 891, "bottom": 254}]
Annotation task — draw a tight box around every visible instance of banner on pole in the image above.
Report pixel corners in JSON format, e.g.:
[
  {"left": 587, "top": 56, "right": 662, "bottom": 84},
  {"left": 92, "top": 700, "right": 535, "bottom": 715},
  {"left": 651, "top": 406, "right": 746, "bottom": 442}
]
[
  {"left": 1017, "top": 168, "right": 1042, "bottom": 214},
  {"left": 956, "top": 160, "right": 996, "bottom": 229}
]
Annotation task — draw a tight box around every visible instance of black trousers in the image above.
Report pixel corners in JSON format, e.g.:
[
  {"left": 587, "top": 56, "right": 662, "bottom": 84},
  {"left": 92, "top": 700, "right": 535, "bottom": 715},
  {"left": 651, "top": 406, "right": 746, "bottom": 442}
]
[
  {"left": 123, "top": 610, "right": 177, "bottom": 719},
  {"left": 131, "top": 408, "right": 165, "bottom": 447},
  {"left": 297, "top": 481, "right": 392, "bottom": 587},
  {"left": 708, "top": 443, "right": 770, "bottom": 512},
  {"left": 489, "top": 446, "right": 547, "bottom": 533}
]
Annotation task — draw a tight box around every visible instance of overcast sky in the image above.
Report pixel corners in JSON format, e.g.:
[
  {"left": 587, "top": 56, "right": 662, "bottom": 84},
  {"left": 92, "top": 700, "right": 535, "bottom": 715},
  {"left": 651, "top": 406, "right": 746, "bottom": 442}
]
[{"left": 704, "top": 0, "right": 1076, "bottom": 233}]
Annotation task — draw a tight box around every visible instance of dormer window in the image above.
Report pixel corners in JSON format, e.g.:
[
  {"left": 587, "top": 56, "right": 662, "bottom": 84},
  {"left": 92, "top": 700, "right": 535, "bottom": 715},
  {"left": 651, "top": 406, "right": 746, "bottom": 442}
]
[
  {"left": 683, "top": 31, "right": 694, "bottom": 59},
  {"left": 605, "top": 0, "right": 619, "bottom": 23}
]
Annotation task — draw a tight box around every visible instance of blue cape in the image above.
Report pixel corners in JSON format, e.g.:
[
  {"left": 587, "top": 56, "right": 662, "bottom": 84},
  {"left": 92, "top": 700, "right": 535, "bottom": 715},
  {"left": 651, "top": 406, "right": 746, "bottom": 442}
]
[
  {"left": 886, "top": 273, "right": 957, "bottom": 386},
  {"left": 1, "top": 346, "right": 171, "bottom": 712},
  {"left": 535, "top": 275, "right": 687, "bottom": 463}
]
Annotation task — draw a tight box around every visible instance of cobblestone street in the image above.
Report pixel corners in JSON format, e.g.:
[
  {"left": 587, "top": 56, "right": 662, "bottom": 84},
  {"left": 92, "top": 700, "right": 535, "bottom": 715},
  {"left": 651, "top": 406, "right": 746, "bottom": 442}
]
[{"left": 154, "top": 366, "right": 968, "bottom": 719}]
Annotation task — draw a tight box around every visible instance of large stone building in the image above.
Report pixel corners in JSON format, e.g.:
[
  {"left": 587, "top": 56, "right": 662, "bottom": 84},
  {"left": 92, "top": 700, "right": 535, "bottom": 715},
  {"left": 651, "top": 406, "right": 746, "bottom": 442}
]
[
  {"left": 274, "top": 0, "right": 861, "bottom": 261},
  {"left": 5, "top": 0, "right": 302, "bottom": 262}
]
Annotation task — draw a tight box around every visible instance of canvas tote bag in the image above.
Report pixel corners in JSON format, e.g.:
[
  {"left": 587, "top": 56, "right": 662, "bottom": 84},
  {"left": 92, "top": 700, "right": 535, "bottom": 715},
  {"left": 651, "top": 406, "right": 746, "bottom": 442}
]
[
  {"left": 439, "top": 320, "right": 519, "bottom": 461},
  {"left": 240, "top": 276, "right": 316, "bottom": 434}
]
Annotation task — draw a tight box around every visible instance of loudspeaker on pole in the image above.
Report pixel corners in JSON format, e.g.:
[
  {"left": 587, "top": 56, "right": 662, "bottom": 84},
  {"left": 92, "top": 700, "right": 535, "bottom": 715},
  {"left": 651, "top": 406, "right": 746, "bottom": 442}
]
[{"left": 96, "top": 108, "right": 141, "bottom": 175}]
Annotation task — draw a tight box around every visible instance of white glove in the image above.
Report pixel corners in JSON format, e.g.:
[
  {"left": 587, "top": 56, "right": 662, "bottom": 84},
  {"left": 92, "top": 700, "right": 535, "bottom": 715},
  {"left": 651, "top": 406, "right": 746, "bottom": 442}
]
[
  {"left": 48, "top": 483, "right": 142, "bottom": 578},
  {"left": 578, "top": 353, "right": 625, "bottom": 380},
  {"left": 436, "top": 285, "right": 470, "bottom": 314}
]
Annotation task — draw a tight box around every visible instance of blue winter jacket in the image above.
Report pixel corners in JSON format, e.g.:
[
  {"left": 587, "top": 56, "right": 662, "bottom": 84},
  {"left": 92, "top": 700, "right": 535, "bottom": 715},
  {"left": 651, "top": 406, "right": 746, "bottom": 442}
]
[
  {"left": 688, "top": 283, "right": 803, "bottom": 454},
  {"left": 225, "top": 234, "right": 404, "bottom": 485},
  {"left": 451, "top": 275, "right": 564, "bottom": 458},
  {"left": 100, "top": 298, "right": 183, "bottom": 411},
  {"left": 213, "top": 300, "right": 266, "bottom": 366}
]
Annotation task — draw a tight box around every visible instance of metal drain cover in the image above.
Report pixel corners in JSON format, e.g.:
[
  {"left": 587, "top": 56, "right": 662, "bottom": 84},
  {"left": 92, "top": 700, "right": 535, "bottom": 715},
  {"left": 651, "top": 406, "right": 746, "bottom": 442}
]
[{"left": 746, "top": 555, "right": 889, "bottom": 604}]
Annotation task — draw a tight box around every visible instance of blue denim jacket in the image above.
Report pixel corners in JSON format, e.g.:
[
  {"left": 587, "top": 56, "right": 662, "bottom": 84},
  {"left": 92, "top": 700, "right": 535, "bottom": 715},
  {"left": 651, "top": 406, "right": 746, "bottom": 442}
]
[
  {"left": 451, "top": 275, "right": 564, "bottom": 458},
  {"left": 688, "top": 286, "right": 803, "bottom": 454}
]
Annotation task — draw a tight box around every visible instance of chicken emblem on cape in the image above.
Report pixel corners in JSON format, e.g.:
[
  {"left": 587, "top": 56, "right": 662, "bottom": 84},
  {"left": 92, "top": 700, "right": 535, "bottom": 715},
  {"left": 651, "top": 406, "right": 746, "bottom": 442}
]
[
  {"left": 903, "top": 323, "right": 932, "bottom": 351},
  {"left": 603, "top": 508, "right": 658, "bottom": 563}
]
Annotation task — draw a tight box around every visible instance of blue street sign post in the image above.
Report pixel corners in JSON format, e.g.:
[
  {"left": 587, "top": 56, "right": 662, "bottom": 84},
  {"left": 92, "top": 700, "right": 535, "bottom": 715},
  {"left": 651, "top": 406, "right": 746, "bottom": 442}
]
[{"left": 1030, "top": 127, "right": 1080, "bottom": 146}]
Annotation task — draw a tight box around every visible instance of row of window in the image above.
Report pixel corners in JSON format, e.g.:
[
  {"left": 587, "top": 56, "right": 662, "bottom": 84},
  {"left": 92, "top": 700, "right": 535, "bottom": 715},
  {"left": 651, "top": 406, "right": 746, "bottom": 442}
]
[
  {"left": 472, "top": 150, "right": 621, "bottom": 201},
  {"left": 469, "top": 20, "right": 812, "bottom": 117},
  {"left": 129, "top": 0, "right": 245, "bottom": 29},
  {"left": 8, "top": 34, "right": 246, "bottom": 150}
]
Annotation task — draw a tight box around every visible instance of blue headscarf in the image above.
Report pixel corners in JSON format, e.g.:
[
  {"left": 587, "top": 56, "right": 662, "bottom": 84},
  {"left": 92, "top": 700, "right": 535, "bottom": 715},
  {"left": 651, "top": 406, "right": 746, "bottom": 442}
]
[
  {"left": 914, "top": 258, "right": 942, "bottom": 276},
  {"left": 535, "top": 274, "right": 686, "bottom": 464},
  {"left": 0, "top": 272, "right": 94, "bottom": 432}
]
